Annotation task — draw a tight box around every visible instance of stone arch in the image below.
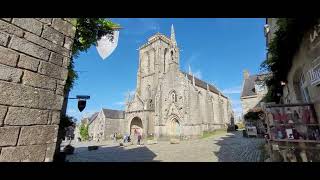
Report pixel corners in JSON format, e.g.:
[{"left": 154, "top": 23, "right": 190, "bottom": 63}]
[
  {"left": 166, "top": 115, "right": 181, "bottom": 138},
  {"left": 129, "top": 116, "right": 143, "bottom": 136},
  {"left": 169, "top": 90, "right": 177, "bottom": 103}
]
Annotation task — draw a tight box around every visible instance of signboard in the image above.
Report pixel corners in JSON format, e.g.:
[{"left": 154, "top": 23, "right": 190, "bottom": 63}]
[
  {"left": 96, "top": 30, "right": 119, "bottom": 60},
  {"left": 308, "top": 62, "right": 320, "bottom": 86},
  {"left": 309, "top": 24, "right": 320, "bottom": 44},
  {"left": 78, "top": 100, "right": 86, "bottom": 112}
]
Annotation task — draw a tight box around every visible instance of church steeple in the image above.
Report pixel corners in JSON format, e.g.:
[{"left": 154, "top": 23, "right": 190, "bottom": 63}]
[{"left": 171, "top": 24, "right": 177, "bottom": 46}]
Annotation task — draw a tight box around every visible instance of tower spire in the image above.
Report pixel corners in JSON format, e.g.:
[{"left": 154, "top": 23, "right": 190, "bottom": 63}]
[{"left": 171, "top": 24, "right": 176, "bottom": 46}]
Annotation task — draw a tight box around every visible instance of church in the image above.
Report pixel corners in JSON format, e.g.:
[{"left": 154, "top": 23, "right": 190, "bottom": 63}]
[
  {"left": 124, "top": 25, "right": 234, "bottom": 140},
  {"left": 86, "top": 25, "right": 234, "bottom": 141}
]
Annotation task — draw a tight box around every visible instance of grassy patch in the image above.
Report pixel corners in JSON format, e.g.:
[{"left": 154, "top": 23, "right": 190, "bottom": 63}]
[
  {"left": 146, "top": 136, "right": 154, "bottom": 140},
  {"left": 202, "top": 129, "right": 227, "bottom": 139}
]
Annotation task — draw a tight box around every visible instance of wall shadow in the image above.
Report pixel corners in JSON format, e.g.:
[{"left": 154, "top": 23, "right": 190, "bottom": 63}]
[
  {"left": 211, "top": 131, "right": 265, "bottom": 162},
  {"left": 65, "top": 145, "right": 161, "bottom": 162}
]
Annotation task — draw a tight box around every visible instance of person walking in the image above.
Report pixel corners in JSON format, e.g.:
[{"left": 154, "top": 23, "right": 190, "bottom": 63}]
[
  {"left": 137, "top": 131, "right": 142, "bottom": 146},
  {"left": 113, "top": 133, "right": 116, "bottom": 143}
]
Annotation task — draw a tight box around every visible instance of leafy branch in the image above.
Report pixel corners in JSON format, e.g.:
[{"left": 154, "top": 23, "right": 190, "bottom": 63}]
[
  {"left": 260, "top": 18, "right": 319, "bottom": 102},
  {"left": 65, "top": 18, "right": 120, "bottom": 92}
]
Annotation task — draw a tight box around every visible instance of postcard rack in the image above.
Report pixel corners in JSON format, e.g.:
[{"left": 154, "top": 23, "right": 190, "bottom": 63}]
[{"left": 264, "top": 103, "right": 320, "bottom": 162}]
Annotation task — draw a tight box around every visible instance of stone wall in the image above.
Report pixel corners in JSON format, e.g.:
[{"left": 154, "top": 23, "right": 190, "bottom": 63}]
[
  {"left": 0, "top": 18, "right": 75, "bottom": 162},
  {"left": 241, "top": 95, "right": 265, "bottom": 115},
  {"left": 283, "top": 23, "right": 320, "bottom": 118}
]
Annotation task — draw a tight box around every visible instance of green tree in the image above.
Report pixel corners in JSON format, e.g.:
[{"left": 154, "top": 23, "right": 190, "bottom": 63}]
[
  {"left": 79, "top": 124, "right": 89, "bottom": 141},
  {"left": 65, "top": 18, "right": 120, "bottom": 92}
]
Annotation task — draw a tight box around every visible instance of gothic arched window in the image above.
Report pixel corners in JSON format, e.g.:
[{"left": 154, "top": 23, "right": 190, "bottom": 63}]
[
  {"left": 171, "top": 50, "right": 174, "bottom": 60},
  {"left": 149, "top": 99, "right": 153, "bottom": 109},
  {"left": 171, "top": 91, "right": 177, "bottom": 103}
]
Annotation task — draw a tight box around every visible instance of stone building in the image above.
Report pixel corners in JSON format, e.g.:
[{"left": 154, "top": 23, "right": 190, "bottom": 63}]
[
  {"left": 240, "top": 70, "right": 269, "bottom": 116},
  {"left": 124, "top": 25, "right": 233, "bottom": 140},
  {"left": 265, "top": 18, "right": 320, "bottom": 118},
  {"left": 87, "top": 109, "right": 125, "bottom": 141}
]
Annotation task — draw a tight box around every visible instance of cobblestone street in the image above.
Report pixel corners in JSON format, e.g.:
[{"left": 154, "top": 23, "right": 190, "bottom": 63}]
[{"left": 65, "top": 131, "right": 265, "bottom": 162}]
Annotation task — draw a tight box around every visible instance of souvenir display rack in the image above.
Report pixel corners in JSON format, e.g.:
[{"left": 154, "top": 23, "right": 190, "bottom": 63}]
[{"left": 264, "top": 103, "right": 320, "bottom": 162}]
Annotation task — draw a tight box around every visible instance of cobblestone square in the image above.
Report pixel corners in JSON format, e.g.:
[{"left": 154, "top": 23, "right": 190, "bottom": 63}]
[{"left": 65, "top": 131, "right": 265, "bottom": 162}]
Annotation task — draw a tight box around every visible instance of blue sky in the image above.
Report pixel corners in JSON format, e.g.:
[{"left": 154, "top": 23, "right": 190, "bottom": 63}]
[{"left": 67, "top": 18, "right": 267, "bottom": 122}]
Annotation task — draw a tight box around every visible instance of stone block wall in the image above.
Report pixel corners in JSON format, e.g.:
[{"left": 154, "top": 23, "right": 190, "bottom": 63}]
[{"left": 0, "top": 18, "right": 75, "bottom": 162}]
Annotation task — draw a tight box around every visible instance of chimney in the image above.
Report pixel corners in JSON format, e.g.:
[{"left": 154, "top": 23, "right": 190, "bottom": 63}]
[{"left": 243, "top": 70, "right": 250, "bottom": 79}]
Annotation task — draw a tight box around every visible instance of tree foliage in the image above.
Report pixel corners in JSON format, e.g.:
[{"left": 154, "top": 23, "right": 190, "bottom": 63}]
[
  {"left": 79, "top": 123, "right": 89, "bottom": 141},
  {"left": 260, "top": 18, "right": 319, "bottom": 103},
  {"left": 65, "top": 18, "right": 120, "bottom": 92}
]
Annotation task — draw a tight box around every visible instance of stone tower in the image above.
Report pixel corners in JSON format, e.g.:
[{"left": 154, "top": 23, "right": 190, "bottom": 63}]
[{"left": 136, "top": 25, "right": 179, "bottom": 110}]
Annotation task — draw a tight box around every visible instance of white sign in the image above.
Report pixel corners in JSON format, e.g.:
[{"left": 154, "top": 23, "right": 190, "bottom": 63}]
[
  {"left": 309, "top": 24, "right": 320, "bottom": 44},
  {"left": 96, "top": 30, "right": 119, "bottom": 60},
  {"left": 309, "top": 62, "right": 320, "bottom": 86}
]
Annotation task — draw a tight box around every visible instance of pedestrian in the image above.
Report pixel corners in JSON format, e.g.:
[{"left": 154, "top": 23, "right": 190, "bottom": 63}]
[
  {"left": 123, "top": 134, "right": 127, "bottom": 143},
  {"left": 137, "top": 132, "right": 142, "bottom": 146},
  {"left": 113, "top": 133, "right": 116, "bottom": 143}
]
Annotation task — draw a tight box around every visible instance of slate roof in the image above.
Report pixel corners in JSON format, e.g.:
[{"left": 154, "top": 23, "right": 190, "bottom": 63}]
[
  {"left": 88, "top": 112, "right": 99, "bottom": 125},
  {"left": 181, "top": 72, "right": 227, "bottom": 98},
  {"left": 102, "top": 108, "right": 125, "bottom": 119},
  {"left": 241, "top": 73, "right": 270, "bottom": 98}
]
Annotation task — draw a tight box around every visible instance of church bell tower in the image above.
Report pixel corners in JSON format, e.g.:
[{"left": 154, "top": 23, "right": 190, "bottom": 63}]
[{"left": 136, "top": 25, "right": 180, "bottom": 107}]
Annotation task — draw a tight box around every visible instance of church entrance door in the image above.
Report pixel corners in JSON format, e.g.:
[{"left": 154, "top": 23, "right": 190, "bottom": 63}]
[
  {"left": 170, "top": 119, "right": 181, "bottom": 138},
  {"left": 130, "top": 117, "right": 143, "bottom": 138}
]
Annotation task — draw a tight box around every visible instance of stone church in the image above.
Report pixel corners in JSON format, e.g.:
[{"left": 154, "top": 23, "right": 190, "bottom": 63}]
[
  {"left": 123, "top": 25, "right": 234, "bottom": 140},
  {"left": 83, "top": 25, "right": 234, "bottom": 141}
]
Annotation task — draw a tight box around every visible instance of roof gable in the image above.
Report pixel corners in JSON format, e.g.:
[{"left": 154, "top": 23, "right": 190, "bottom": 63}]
[{"left": 102, "top": 108, "right": 125, "bottom": 119}]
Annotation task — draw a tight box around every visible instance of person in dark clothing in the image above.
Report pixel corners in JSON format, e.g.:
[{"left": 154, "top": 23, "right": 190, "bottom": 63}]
[{"left": 137, "top": 133, "right": 142, "bottom": 146}]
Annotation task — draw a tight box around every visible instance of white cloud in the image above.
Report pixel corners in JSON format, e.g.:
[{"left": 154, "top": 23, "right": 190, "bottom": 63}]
[
  {"left": 222, "top": 85, "right": 242, "bottom": 94},
  {"left": 114, "top": 101, "right": 125, "bottom": 105},
  {"left": 112, "top": 89, "right": 136, "bottom": 109},
  {"left": 193, "top": 70, "right": 202, "bottom": 79},
  {"left": 121, "top": 18, "right": 160, "bottom": 36},
  {"left": 183, "top": 53, "right": 201, "bottom": 71}
]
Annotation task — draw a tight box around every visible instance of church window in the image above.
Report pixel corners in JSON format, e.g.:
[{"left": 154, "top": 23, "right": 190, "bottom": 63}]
[
  {"left": 300, "top": 73, "right": 310, "bottom": 103},
  {"left": 164, "top": 48, "right": 168, "bottom": 73},
  {"left": 147, "top": 52, "right": 150, "bottom": 73},
  {"left": 171, "top": 91, "right": 177, "bottom": 102},
  {"left": 171, "top": 50, "right": 174, "bottom": 60}
]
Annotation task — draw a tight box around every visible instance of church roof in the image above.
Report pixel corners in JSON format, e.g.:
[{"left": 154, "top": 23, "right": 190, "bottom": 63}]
[
  {"left": 182, "top": 72, "right": 227, "bottom": 98},
  {"left": 241, "top": 73, "right": 270, "bottom": 98},
  {"left": 102, "top": 108, "right": 125, "bottom": 119},
  {"left": 88, "top": 112, "right": 99, "bottom": 125}
]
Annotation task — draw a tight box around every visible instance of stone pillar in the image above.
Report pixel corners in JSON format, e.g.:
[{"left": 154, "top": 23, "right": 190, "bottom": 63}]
[{"left": 0, "top": 18, "right": 75, "bottom": 162}]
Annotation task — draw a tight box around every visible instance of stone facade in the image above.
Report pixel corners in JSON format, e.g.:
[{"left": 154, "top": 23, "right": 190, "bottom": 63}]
[
  {"left": 0, "top": 18, "right": 75, "bottom": 162},
  {"left": 240, "top": 70, "right": 268, "bottom": 116},
  {"left": 266, "top": 18, "right": 320, "bottom": 118},
  {"left": 125, "top": 25, "right": 233, "bottom": 140},
  {"left": 87, "top": 109, "right": 125, "bottom": 141}
]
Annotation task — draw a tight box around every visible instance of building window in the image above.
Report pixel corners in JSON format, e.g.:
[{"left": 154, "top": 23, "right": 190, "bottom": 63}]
[{"left": 300, "top": 73, "right": 311, "bottom": 103}]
